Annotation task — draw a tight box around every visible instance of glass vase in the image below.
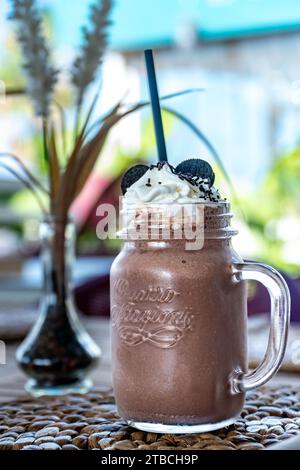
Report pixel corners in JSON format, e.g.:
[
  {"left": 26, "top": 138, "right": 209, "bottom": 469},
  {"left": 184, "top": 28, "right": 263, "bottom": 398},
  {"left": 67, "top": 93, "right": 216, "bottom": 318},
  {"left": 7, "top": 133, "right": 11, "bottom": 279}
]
[{"left": 16, "top": 217, "right": 101, "bottom": 396}]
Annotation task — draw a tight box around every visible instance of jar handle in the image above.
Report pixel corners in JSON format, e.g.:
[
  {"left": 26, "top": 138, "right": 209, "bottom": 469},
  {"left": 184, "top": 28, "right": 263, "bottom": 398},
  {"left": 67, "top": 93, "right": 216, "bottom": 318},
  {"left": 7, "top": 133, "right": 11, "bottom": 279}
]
[{"left": 232, "top": 262, "right": 290, "bottom": 393}]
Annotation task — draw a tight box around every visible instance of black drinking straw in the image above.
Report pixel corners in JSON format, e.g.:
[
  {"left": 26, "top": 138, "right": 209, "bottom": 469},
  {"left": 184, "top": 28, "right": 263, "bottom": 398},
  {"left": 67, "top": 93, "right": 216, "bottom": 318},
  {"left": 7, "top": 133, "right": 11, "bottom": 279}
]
[{"left": 144, "top": 49, "right": 168, "bottom": 162}]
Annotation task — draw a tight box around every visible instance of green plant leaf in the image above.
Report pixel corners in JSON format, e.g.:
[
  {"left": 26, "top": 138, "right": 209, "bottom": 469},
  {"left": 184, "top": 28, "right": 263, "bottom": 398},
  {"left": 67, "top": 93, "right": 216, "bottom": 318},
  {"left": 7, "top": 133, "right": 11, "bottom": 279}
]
[
  {"left": 0, "top": 162, "right": 47, "bottom": 214},
  {"left": 56, "top": 99, "right": 122, "bottom": 219},
  {"left": 53, "top": 100, "right": 67, "bottom": 156},
  {"left": 128, "top": 87, "right": 205, "bottom": 107},
  {"left": 60, "top": 109, "right": 122, "bottom": 215},
  {"left": 86, "top": 88, "right": 204, "bottom": 138},
  {"left": 0, "top": 152, "right": 49, "bottom": 195},
  {"left": 48, "top": 124, "right": 60, "bottom": 205}
]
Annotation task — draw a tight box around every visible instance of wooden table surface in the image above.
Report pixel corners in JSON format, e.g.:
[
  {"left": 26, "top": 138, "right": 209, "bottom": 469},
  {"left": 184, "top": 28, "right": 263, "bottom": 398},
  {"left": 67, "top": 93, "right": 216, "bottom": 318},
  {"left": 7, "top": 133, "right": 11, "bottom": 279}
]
[{"left": 0, "top": 318, "right": 299, "bottom": 404}]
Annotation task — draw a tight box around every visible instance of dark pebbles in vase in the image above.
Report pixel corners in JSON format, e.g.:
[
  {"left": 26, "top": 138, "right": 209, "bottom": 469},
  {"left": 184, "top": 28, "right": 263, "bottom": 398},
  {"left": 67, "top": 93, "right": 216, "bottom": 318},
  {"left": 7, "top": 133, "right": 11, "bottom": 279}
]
[{"left": 16, "top": 217, "right": 100, "bottom": 396}]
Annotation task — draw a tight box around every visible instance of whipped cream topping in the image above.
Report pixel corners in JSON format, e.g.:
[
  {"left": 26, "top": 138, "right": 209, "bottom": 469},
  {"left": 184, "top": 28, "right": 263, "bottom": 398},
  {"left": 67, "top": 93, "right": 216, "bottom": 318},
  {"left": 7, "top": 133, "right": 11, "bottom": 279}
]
[{"left": 124, "top": 163, "right": 223, "bottom": 204}]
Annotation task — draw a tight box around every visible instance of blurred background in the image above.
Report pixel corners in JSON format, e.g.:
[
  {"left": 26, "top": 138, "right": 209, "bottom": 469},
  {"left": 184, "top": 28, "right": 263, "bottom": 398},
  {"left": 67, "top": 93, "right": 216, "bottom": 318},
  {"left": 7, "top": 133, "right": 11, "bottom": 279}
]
[{"left": 0, "top": 0, "right": 300, "bottom": 329}]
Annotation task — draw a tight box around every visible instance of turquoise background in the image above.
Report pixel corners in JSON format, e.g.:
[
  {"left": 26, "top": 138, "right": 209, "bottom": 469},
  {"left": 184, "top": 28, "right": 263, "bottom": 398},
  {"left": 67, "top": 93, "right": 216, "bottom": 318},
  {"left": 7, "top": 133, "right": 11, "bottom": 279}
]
[{"left": 47, "top": 0, "right": 300, "bottom": 50}]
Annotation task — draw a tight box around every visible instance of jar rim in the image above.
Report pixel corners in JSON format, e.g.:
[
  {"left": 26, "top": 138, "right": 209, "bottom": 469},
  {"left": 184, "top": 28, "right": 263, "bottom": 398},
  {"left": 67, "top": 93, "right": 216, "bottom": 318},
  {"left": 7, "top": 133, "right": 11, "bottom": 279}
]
[{"left": 118, "top": 200, "right": 238, "bottom": 241}]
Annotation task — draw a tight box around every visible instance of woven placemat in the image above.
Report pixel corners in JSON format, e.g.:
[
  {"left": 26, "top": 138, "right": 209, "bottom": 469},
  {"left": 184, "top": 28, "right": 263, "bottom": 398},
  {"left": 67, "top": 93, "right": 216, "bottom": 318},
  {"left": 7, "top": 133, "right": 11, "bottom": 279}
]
[{"left": 0, "top": 386, "right": 300, "bottom": 451}]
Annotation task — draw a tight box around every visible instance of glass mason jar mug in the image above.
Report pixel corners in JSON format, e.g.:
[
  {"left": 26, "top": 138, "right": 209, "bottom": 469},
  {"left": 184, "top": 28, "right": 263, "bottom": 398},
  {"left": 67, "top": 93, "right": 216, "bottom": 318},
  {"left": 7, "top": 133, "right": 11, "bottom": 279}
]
[{"left": 110, "top": 201, "right": 290, "bottom": 433}]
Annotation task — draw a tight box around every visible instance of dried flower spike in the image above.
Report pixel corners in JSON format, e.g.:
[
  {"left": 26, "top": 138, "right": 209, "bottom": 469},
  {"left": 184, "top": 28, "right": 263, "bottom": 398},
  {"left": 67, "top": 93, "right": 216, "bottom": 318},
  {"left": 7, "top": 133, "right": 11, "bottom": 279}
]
[
  {"left": 9, "top": 0, "right": 59, "bottom": 119},
  {"left": 71, "top": 0, "right": 114, "bottom": 108}
]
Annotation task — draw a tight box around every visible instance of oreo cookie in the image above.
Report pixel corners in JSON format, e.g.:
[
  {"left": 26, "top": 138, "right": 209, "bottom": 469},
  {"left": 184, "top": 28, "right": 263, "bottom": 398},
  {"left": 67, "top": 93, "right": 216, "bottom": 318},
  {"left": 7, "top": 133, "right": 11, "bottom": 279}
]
[
  {"left": 121, "top": 164, "right": 149, "bottom": 195},
  {"left": 176, "top": 159, "right": 215, "bottom": 187}
]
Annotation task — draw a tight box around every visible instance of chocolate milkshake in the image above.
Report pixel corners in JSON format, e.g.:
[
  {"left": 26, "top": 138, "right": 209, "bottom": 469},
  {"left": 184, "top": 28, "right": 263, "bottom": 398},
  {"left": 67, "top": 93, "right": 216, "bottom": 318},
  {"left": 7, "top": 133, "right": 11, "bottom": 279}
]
[{"left": 110, "top": 161, "right": 290, "bottom": 433}]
